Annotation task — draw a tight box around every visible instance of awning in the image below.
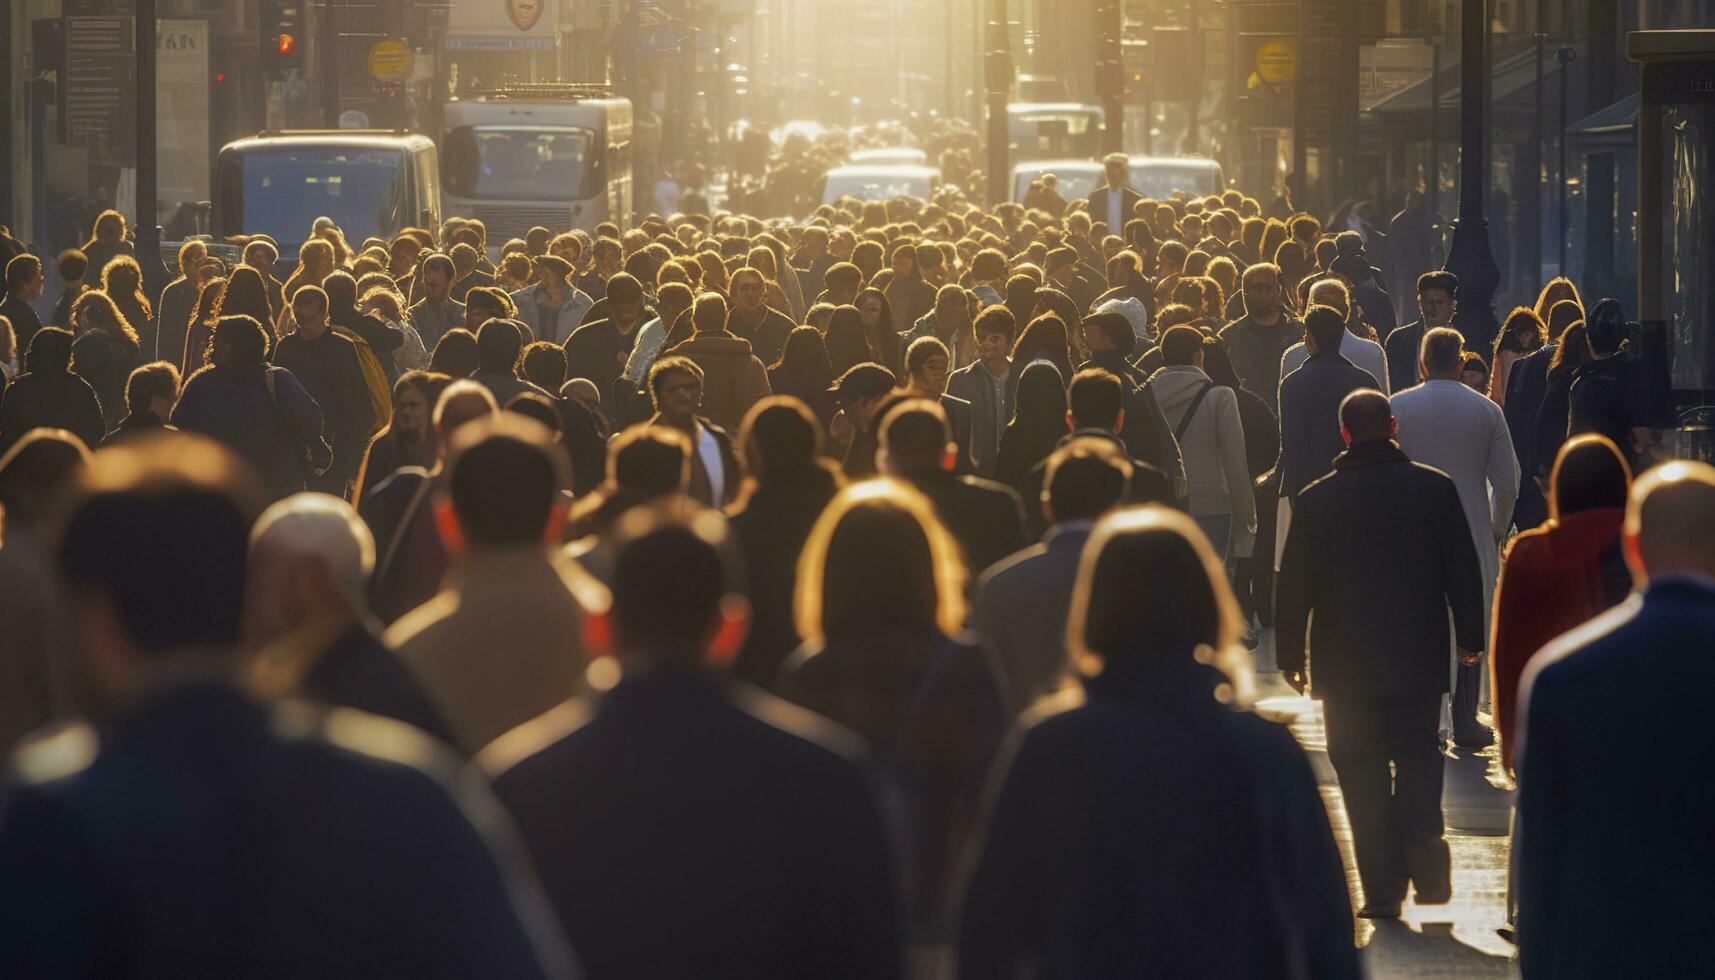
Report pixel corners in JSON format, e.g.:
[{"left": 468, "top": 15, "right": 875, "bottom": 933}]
[
  {"left": 1567, "top": 93, "right": 1637, "bottom": 149},
  {"left": 1365, "top": 41, "right": 1588, "bottom": 120}
]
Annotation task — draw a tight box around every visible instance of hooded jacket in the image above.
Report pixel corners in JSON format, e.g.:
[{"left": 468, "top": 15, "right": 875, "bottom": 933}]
[
  {"left": 663, "top": 331, "right": 772, "bottom": 433},
  {"left": 1150, "top": 364, "right": 1258, "bottom": 555}
]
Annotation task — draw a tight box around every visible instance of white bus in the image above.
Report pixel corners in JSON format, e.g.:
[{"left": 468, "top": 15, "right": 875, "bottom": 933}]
[{"left": 441, "top": 86, "right": 633, "bottom": 250}]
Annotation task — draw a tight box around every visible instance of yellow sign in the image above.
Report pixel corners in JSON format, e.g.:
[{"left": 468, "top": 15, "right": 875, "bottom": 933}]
[
  {"left": 367, "top": 39, "right": 413, "bottom": 83},
  {"left": 1256, "top": 40, "right": 1296, "bottom": 84}
]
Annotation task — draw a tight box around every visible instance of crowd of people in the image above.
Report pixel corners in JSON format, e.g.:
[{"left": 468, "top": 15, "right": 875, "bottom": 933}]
[{"left": 0, "top": 162, "right": 1704, "bottom": 979}]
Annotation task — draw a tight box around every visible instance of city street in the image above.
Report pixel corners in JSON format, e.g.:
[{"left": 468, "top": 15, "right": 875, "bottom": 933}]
[{"left": 1253, "top": 632, "right": 1519, "bottom": 978}]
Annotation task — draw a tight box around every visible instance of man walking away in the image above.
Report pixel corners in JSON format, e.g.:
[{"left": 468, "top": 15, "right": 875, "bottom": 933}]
[
  {"left": 1276, "top": 390, "right": 1486, "bottom": 919},
  {"left": 1151, "top": 326, "right": 1257, "bottom": 561}
]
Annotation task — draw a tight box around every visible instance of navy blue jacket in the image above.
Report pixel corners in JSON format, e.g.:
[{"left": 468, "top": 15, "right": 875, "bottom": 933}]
[
  {"left": 1277, "top": 351, "right": 1379, "bottom": 498},
  {"left": 1517, "top": 579, "right": 1715, "bottom": 979},
  {"left": 959, "top": 657, "right": 1360, "bottom": 979},
  {"left": 0, "top": 681, "right": 570, "bottom": 979}
]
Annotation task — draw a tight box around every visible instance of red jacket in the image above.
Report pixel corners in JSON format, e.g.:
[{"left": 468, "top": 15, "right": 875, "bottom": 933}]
[{"left": 1489, "top": 506, "right": 1627, "bottom": 772}]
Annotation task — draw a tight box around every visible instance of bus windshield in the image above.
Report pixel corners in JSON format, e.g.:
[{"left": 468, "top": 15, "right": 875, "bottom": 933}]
[
  {"left": 237, "top": 147, "right": 407, "bottom": 244},
  {"left": 444, "top": 126, "right": 595, "bottom": 200}
]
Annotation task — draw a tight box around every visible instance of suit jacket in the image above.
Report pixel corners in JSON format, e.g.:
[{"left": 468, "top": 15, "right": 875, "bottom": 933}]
[
  {"left": 972, "top": 522, "right": 1092, "bottom": 704},
  {"left": 946, "top": 359, "right": 1014, "bottom": 477},
  {"left": 484, "top": 664, "right": 903, "bottom": 980},
  {"left": 903, "top": 468, "right": 1030, "bottom": 578},
  {"left": 1383, "top": 320, "right": 1427, "bottom": 393},
  {"left": 1275, "top": 440, "right": 1486, "bottom": 699},
  {"left": 1277, "top": 352, "right": 1380, "bottom": 497},
  {"left": 941, "top": 392, "right": 975, "bottom": 474},
  {"left": 1516, "top": 579, "right": 1715, "bottom": 979},
  {"left": 0, "top": 681, "right": 569, "bottom": 979},
  {"left": 1085, "top": 185, "right": 1144, "bottom": 231}
]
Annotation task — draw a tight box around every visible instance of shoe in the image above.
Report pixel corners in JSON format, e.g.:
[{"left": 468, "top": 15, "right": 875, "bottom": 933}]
[
  {"left": 1413, "top": 881, "right": 1452, "bottom": 905},
  {"left": 1453, "top": 728, "right": 1495, "bottom": 750},
  {"left": 1358, "top": 902, "right": 1403, "bottom": 919}
]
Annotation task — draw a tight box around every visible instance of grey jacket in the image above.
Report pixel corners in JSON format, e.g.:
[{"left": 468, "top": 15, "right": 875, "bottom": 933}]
[
  {"left": 1150, "top": 365, "right": 1258, "bottom": 556},
  {"left": 947, "top": 359, "right": 1014, "bottom": 478},
  {"left": 1218, "top": 314, "right": 1304, "bottom": 416}
]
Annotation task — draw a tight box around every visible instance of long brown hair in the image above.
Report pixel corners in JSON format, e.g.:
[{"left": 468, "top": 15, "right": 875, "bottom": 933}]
[
  {"left": 74, "top": 289, "right": 140, "bottom": 346},
  {"left": 101, "top": 256, "right": 152, "bottom": 320}
]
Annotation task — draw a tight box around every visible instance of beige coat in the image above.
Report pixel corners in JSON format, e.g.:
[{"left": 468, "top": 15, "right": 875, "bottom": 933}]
[{"left": 388, "top": 546, "right": 597, "bottom": 755}]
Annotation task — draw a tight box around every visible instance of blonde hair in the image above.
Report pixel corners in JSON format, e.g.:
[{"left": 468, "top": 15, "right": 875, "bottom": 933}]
[
  {"left": 794, "top": 479, "right": 966, "bottom": 644},
  {"left": 1533, "top": 276, "right": 1584, "bottom": 324}
]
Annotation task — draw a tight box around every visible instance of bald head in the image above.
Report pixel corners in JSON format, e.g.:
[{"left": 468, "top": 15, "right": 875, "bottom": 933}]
[
  {"left": 1339, "top": 389, "right": 1395, "bottom": 445},
  {"left": 1626, "top": 461, "right": 1715, "bottom": 582}
]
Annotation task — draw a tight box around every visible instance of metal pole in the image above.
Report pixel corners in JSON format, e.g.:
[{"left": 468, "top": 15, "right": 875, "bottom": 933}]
[
  {"left": 1442, "top": 0, "right": 1500, "bottom": 354},
  {"left": 984, "top": 0, "right": 1010, "bottom": 206},
  {"left": 1557, "top": 46, "right": 1573, "bottom": 272},
  {"left": 1532, "top": 27, "right": 1544, "bottom": 283},
  {"left": 137, "top": 0, "right": 161, "bottom": 287}
]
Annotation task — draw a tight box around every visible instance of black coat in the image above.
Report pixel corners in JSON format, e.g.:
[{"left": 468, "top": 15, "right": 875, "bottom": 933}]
[
  {"left": 172, "top": 365, "right": 332, "bottom": 502},
  {"left": 487, "top": 665, "right": 903, "bottom": 980},
  {"left": 1503, "top": 342, "right": 1556, "bottom": 529},
  {"left": 1517, "top": 580, "right": 1715, "bottom": 980},
  {"left": 1383, "top": 320, "right": 1426, "bottom": 393},
  {"left": 0, "top": 369, "right": 106, "bottom": 453},
  {"left": 300, "top": 622, "right": 457, "bottom": 747},
  {"left": 0, "top": 681, "right": 568, "bottom": 979},
  {"left": 959, "top": 657, "right": 1360, "bottom": 979},
  {"left": 727, "top": 468, "right": 841, "bottom": 689},
  {"left": 1277, "top": 351, "right": 1379, "bottom": 498},
  {"left": 726, "top": 307, "right": 795, "bottom": 366},
  {"left": 1569, "top": 354, "right": 1649, "bottom": 468},
  {"left": 1275, "top": 440, "right": 1486, "bottom": 699},
  {"left": 71, "top": 328, "right": 143, "bottom": 430},
  {"left": 901, "top": 468, "right": 1029, "bottom": 578},
  {"left": 272, "top": 330, "right": 376, "bottom": 489}
]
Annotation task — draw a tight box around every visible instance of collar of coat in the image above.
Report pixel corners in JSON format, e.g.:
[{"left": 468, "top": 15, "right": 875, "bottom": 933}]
[{"left": 1332, "top": 438, "right": 1409, "bottom": 470}]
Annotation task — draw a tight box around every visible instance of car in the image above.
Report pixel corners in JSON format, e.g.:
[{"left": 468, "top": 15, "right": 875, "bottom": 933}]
[
  {"left": 1011, "top": 156, "right": 1227, "bottom": 204},
  {"left": 816, "top": 164, "right": 942, "bottom": 207},
  {"left": 849, "top": 147, "right": 928, "bottom": 166}
]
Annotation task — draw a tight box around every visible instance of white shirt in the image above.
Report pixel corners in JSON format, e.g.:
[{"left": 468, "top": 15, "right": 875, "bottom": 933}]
[
  {"left": 624, "top": 316, "right": 667, "bottom": 383},
  {"left": 1105, "top": 188, "right": 1124, "bottom": 236},
  {"left": 696, "top": 422, "right": 725, "bottom": 505},
  {"left": 1392, "top": 378, "right": 1521, "bottom": 612},
  {"left": 1280, "top": 334, "right": 1391, "bottom": 396}
]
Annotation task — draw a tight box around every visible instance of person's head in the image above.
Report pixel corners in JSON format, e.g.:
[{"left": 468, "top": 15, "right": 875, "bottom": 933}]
[
  {"left": 1498, "top": 306, "right": 1547, "bottom": 356},
  {"left": 1460, "top": 351, "right": 1490, "bottom": 391},
  {"left": 246, "top": 493, "right": 376, "bottom": 645},
  {"left": 1533, "top": 276, "right": 1583, "bottom": 324},
  {"left": 582, "top": 504, "right": 746, "bottom": 666},
  {"left": 1416, "top": 270, "right": 1458, "bottom": 327},
  {"left": 1043, "top": 437, "right": 1132, "bottom": 526},
  {"left": 608, "top": 423, "right": 691, "bottom": 495},
  {"left": 432, "top": 378, "right": 500, "bottom": 449},
  {"left": 692, "top": 290, "right": 728, "bottom": 334},
  {"left": 829, "top": 363, "right": 899, "bottom": 430},
  {"left": 1418, "top": 326, "right": 1466, "bottom": 380},
  {"left": 1545, "top": 298, "right": 1582, "bottom": 343},
  {"left": 1338, "top": 388, "right": 1394, "bottom": 445},
  {"left": 607, "top": 273, "right": 645, "bottom": 327},
  {"left": 430, "top": 328, "right": 480, "bottom": 378},
  {"left": 125, "top": 361, "right": 180, "bottom": 420},
  {"left": 0, "top": 429, "right": 92, "bottom": 531},
  {"left": 476, "top": 318, "right": 525, "bottom": 376},
  {"left": 878, "top": 399, "right": 955, "bottom": 475},
  {"left": 1306, "top": 277, "right": 1351, "bottom": 320},
  {"left": 439, "top": 413, "right": 570, "bottom": 553},
  {"left": 1624, "top": 460, "right": 1715, "bottom": 584},
  {"left": 1081, "top": 310, "right": 1133, "bottom": 356},
  {"left": 90, "top": 208, "right": 126, "bottom": 243},
  {"left": 57, "top": 248, "right": 89, "bottom": 285},
  {"left": 291, "top": 285, "right": 330, "bottom": 340},
  {"left": 1585, "top": 297, "right": 1627, "bottom": 358},
  {"left": 26, "top": 326, "right": 76, "bottom": 374},
  {"left": 1102, "top": 151, "right": 1129, "bottom": 188},
  {"left": 904, "top": 336, "right": 951, "bottom": 397},
  {"left": 386, "top": 370, "right": 444, "bottom": 445},
  {"left": 1240, "top": 262, "right": 1281, "bottom": 321},
  {"left": 71, "top": 290, "right": 137, "bottom": 346},
  {"left": 822, "top": 262, "right": 862, "bottom": 305},
  {"left": 420, "top": 252, "right": 455, "bottom": 298},
  {"left": 463, "top": 286, "right": 514, "bottom": 332},
  {"left": 1068, "top": 367, "right": 1124, "bottom": 432},
  {"left": 1157, "top": 324, "right": 1205, "bottom": 368},
  {"left": 1069, "top": 506, "right": 1247, "bottom": 684},
  {"left": 520, "top": 341, "right": 568, "bottom": 392},
  {"left": 738, "top": 397, "right": 826, "bottom": 482},
  {"left": 1548, "top": 433, "right": 1631, "bottom": 521},
  {"left": 973, "top": 305, "right": 1016, "bottom": 365},
  {"left": 729, "top": 267, "right": 767, "bottom": 313},
  {"left": 322, "top": 270, "right": 359, "bottom": 316},
  {"left": 533, "top": 254, "right": 574, "bottom": 293},
  {"left": 796, "top": 479, "right": 965, "bottom": 644},
  {"left": 649, "top": 355, "right": 705, "bottom": 423},
  {"left": 243, "top": 238, "right": 280, "bottom": 274},
  {"left": 1303, "top": 304, "right": 1347, "bottom": 356},
  {"left": 854, "top": 286, "right": 890, "bottom": 332},
  {"left": 6, "top": 253, "right": 43, "bottom": 301},
  {"left": 54, "top": 434, "right": 264, "bottom": 711},
  {"left": 593, "top": 236, "right": 624, "bottom": 275},
  {"left": 177, "top": 239, "right": 209, "bottom": 278}
]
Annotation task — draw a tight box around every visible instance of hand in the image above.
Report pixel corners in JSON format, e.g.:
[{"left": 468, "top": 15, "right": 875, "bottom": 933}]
[
  {"left": 1457, "top": 647, "right": 1481, "bottom": 667},
  {"left": 1281, "top": 669, "right": 1306, "bottom": 695}
]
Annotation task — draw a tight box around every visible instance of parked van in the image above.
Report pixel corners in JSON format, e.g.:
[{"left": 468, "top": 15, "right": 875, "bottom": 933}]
[
  {"left": 214, "top": 131, "right": 440, "bottom": 261},
  {"left": 441, "top": 85, "right": 633, "bottom": 250}
]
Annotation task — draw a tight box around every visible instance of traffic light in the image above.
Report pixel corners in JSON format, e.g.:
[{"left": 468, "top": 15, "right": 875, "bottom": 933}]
[{"left": 261, "top": 0, "right": 305, "bottom": 73}]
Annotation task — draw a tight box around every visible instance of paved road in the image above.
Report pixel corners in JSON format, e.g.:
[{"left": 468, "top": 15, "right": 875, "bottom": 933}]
[{"left": 1251, "top": 630, "right": 1520, "bottom": 978}]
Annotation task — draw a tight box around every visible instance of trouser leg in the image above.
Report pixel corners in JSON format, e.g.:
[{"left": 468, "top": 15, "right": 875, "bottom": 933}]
[
  {"left": 1323, "top": 698, "right": 1407, "bottom": 906},
  {"left": 1387, "top": 693, "right": 1451, "bottom": 901}
]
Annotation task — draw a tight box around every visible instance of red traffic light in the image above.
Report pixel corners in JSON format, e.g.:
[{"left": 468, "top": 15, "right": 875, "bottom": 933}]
[{"left": 276, "top": 33, "right": 296, "bottom": 56}]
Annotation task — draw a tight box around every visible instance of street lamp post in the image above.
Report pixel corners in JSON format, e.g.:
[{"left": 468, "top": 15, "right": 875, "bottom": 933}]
[
  {"left": 1442, "top": 0, "right": 1501, "bottom": 356},
  {"left": 984, "top": 0, "right": 1011, "bottom": 206},
  {"left": 1096, "top": 0, "right": 1124, "bottom": 155},
  {"left": 137, "top": 0, "right": 162, "bottom": 291}
]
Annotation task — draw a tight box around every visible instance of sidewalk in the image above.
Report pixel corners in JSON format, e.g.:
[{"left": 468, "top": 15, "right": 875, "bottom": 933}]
[{"left": 1251, "top": 630, "right": 1519, "bottom": 978}]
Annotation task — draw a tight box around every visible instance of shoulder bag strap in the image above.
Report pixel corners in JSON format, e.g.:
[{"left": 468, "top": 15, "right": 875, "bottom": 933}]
[{"left": 1174, "top": 381, "right": 1216, "bottom": 443}]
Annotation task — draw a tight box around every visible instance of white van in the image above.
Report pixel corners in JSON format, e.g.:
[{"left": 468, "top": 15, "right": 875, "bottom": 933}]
[
  {"left": 215, "top": 131, "right": 440, "bottom": 259},
  {"left": 441, "top": 86, "right": 633, "bottom": 248}
]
